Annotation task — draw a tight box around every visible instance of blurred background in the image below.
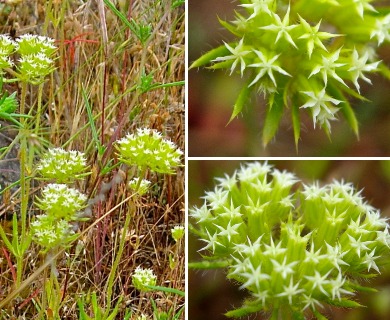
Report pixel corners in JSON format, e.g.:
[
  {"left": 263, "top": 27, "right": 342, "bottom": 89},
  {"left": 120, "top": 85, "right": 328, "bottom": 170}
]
[
  {"left": 189, "top": 0, "right": 390, "bottom": 156},
  {"left": 189, "top": 160, "right": 390, "bottom": 320}
]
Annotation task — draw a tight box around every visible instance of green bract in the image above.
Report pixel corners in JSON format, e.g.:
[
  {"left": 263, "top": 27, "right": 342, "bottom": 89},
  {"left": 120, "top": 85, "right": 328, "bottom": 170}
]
[
  {"left": 132, "top": 266, "right": 157, "bottom": 292},
  {"left": 37, "top": 148, "right": 88, "bottom": 182},
  {"left": 191, "top": 0, "right": 390, "bottom": 145},
  {"left": 190, "top": 162, "right": 390, "bottom": 319},
  {"left": 116, "top": 128, "right": 183, "bottom": 174}
]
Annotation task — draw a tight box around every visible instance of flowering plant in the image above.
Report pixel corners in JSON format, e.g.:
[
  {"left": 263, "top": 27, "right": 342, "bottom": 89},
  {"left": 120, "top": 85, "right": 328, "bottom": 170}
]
[
  {"left": 191, "top": 0, "right": 390, "bottom": 146},
  {"left": 190, "top": 162, "right": 390, "bottom": 319}
]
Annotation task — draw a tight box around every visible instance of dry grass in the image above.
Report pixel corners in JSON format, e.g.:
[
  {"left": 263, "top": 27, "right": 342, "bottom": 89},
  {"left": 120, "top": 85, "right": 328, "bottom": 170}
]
[{"left": 0, "top": 0, "right": 184, "bottom": 319}]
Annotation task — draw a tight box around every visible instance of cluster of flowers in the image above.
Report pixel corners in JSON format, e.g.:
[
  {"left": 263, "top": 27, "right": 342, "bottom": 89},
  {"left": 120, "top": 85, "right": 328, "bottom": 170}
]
[
  {"left": 116, "top": 128, "right": 183, "bottom": 175},
  {"left": 192, "top": 0, "right": 390, "bottom": 142},
  {"left": 31, "top": 148, "right": 89, "bottom": 251},
  {"left": 190, "top": 162, "right": 390, "bottom": 318},
  {"left": 0, "top": 33, "right": 56, "bottom": 84}
]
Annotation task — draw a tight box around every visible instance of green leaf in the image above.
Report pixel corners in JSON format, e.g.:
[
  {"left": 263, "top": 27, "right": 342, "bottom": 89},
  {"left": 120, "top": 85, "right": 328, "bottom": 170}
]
[
  {"left": 327, "top": 298, "right": 363, "bottom": 308},
  {"left": 145, "top": 285, "right": 185, "bottom": 297},
  {"left": 225, "top": 304, "right": 264, "bottom": 318},
  {"left": 188, "top": 260, "right": 231, "bottom": 269},
  {"left": 292, "top": 103, "right": 300, "bottom": 150},
  {"left": 228, "top": 83, "right": 253, "bottom": 124},
  {"left": 328, "top": 83, "right": 359, "bottom": 137},
  {"left": 0, "top": 224, "right": 14, "bottom": 256},
  {"left": 346, "top": 281, "right": 378, "bottom": 293},
  {"left": 218, "top": 17, "right": 240, "bottom": 36},
  {"left": 262, "top": 92, "right": 285, "bottom": 146},
  {"left": 190, "top": 45, "right": 230, "bottom": 69},
  {"left": 209, "top": 60, "right": 233, "bottom": 70}
]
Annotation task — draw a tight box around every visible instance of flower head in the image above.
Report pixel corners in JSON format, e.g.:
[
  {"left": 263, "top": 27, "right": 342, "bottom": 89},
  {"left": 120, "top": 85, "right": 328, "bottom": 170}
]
[
  {"left": 128, "top": 178, "right": 151, "bottom": 195},
  {"left": 37, "top": 148, "right": 88, "bottom": 183},
  {"left": 35, "top": 183, "right": 87, "bottom": 221},
  {"left": 190, "top": 162, "right": 390, "bottom": 318},
  {"left": 116, "top": 128, "right": 183, "bottom": 174},
  {"left": 132, "top": 266, "right": 157, "bottom": 292},
  {"left": 171, "top": 225, "right": 185, "bottom": 242}
]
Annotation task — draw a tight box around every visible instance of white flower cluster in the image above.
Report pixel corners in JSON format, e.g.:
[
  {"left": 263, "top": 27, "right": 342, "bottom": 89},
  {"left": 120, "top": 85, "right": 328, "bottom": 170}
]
[
  {"left": 128, "top": 177, "right": 151, "bottom": 196},
  {"left": 37, "top": 147, "right": 88, "bottom": 182},
  {"left": 190, "top": 162, "right": 390, "bottom": 318},
  {"left": 0, "top": 33, "right": 57, "bottom": 83},
  {"left": 193, "top": 0, "right": 390, "bottom": 141},
  {"left": 132, "top": 266, "right": 157, "bottom": 292},
  {"left": 116, "top": 128, "right": 183, "bottom": 174}
]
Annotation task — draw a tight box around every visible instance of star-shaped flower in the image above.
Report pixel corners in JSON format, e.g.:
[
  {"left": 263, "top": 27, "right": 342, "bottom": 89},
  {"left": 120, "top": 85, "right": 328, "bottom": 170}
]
[
  {"left": 199, "top": 229, "right": 224, "bottom": 253},
  {"left": 271, "top": 257, "right": 298, "bottom": 279},
  {"left": 276, "top": 277, "right": 304, "bottom": 305},
  {"left": 260, "top": 5, "right": 298, "bottom": 48},
  {"left": 362, "top": 248, "right": 380, "bottom": 273},
  {"left": 304, "top": 269, "right": 332, "bottom": 296},
  {"left": 215, "top": 220, "right": 242, "bottom": 242},
  {"left": 370, "top": 14, "right": 390, "bottom": 45},
  {"left": 353, "top": 0, "right": 377, "bottom": 18},
  {"left": 239, "top": 263, "right": 271, "bottom": 290},
  {"left": 240, "top": 0, "right": 274, "bottom": 19},
  {"left": 348, "top": 49, "right": 380, "bottom": 92},
  {"left": 300, "top": 88, "right": 342, "bottom": 126},
  {"left": 213, "top": 38, "right": 251, "bottom": 77},
  {"left": 309, "top": 48, "right": 347, "bottom": 86},
  {"left": 328, "top": 273, "right": 353, "bottom": 301},
  {"left": 298, "top": 16, "right": 340, "bottom": 58},
  {"left": 249, "top": 50, "right": 291, "bottom": 87}
]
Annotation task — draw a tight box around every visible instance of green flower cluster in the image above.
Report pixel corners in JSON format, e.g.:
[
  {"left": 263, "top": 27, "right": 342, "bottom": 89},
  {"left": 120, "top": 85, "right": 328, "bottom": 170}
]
[
  {"left": 128, "top": 177, "right": 151, "bottom": 195},
  {"left": 0, "top": 33, "right": 56, "bottom": 84},
  {"left": 116, "top": 128, "right": 183, "bottom": 174},
  {"left": 190, "top": 162, "right": 390, "bottom": 319},
  {"left": 32, "top": 149, "right": 89, "bottom": 252},
  {"left": 171, "top": 225, "right": 185, "bottom": 242},
  {"left": 132, "top": 266, "right": 157, "bottom": 292},
  {"left": 32, "top": 184, "right": 87, "bottom": 251},
  {"left": 191, "top": 0, "right": 390, "bottom": 145},
  {"left": 37, "top": 147, "right": 88, "bottom": 183}
]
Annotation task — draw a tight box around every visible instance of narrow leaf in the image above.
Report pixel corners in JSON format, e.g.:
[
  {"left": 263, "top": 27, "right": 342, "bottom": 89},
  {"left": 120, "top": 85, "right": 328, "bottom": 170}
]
[
  {"left": 190, "top": 45, "right": 230, "bottom": 69},
  {"left": 145, "top": 285, "right": 185, "bottom": 297},
  {"left": 262, "top": 92, "right": 285, "bottom": 146},
  {"left": 327, "top": 298, "right": 363, "bottom": 308},
  {"left": 188, "top": 260, "right": 230, "bottom": 269},
  {"left": 228, "top": 83, "right": 253, "bottom": 124},
  {"left": 0, "top": 224, "right": 14, "bottom": 255},
  {"left": 328, "top": 83, "right": 359, "bottom": 138},
  {"left": 218, "top": 17, "right": 240, "bottom": 36},
  {"left": 292, "top": 103, "right": 300, "bottom": 150},
  {"left": 225, "top": 304, "right": 263, "bottom": 318}
]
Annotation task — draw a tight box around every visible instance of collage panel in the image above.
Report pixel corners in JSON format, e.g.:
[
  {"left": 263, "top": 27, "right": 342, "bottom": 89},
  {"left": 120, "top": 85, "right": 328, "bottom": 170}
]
[
  {"left": 188, "top": 160, "right": 390, "bottom": 319},
  {"left": 0, "top": 1, "right": 184, "bottom": 319},
  {"left": 189, "top": 0, "right": 390, "bottom": 156}
]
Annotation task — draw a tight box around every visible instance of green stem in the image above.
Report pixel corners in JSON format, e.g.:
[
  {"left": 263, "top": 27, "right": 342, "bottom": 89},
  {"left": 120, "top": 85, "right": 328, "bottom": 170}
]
[{"left": 104, "top": 198, "right": 135, "bottom": 316}]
